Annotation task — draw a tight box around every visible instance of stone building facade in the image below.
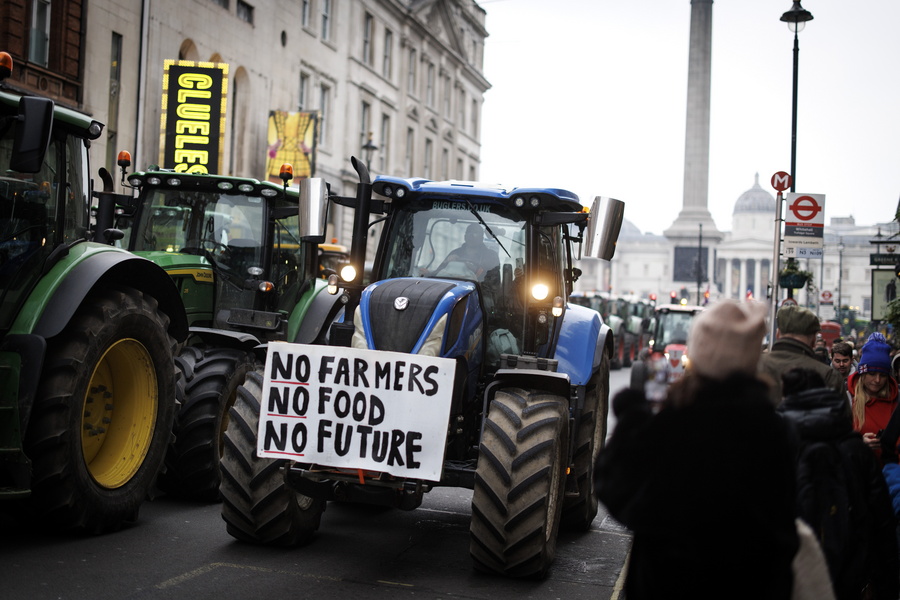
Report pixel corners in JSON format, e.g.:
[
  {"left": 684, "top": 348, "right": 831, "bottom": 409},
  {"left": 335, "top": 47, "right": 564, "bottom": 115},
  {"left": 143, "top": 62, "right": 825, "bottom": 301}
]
[{"left": 2, "top": 0, "right": 489, "bottom": 246}]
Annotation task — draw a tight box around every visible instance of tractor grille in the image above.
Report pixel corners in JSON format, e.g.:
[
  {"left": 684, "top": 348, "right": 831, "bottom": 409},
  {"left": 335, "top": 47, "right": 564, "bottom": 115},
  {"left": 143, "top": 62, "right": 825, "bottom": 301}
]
[{"left": 368, "top": 279, "right": 454, "bottom": 353}]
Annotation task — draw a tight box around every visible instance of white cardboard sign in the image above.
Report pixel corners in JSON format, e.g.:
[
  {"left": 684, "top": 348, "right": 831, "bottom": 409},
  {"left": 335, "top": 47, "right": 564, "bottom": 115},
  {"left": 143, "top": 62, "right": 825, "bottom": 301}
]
[{"left": 257, "top": 341, "right": 456, "bottom": 481}]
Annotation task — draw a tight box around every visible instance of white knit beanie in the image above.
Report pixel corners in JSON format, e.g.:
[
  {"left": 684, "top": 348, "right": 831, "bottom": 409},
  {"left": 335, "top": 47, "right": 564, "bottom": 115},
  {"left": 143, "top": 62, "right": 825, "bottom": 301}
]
[{"left": 688, "top": 300, "right": 768, "bottom": 380}]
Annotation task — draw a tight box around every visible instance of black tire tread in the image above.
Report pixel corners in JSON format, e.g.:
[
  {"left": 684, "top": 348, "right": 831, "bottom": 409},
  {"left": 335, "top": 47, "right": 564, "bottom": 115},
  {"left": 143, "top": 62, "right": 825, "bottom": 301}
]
[
  {"left": 25, "top": 285, "right": 176, "bottom": 533},
  {"left": 219, "top": 370, "right": 324, "bottom": 546},
  {"left": 469, "top": 387, "right": 568, "bottom": 578},
  {"left": 160, "top": 347, "right": 257, "bottom": 501}
]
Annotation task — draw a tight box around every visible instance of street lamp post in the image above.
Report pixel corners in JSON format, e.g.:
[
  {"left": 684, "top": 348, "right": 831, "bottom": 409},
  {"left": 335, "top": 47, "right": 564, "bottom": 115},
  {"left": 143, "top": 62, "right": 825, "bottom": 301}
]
[
  {"left": 779, "top": 1, "right": 813, "bottom": 307},
  {"left": 780, "top": 1, "right": 813, "bottom": 194},
  {"left": 837, "top": 238, "right": 845, "bottom": 328},
  {"left": 362, "top": 131, "right": 378, "bottom": 170}
]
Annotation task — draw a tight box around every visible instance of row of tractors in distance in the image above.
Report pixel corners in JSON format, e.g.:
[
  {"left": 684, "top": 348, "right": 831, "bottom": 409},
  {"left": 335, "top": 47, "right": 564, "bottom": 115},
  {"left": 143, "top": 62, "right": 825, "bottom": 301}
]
[
  {"left": 569, "top": 291, "right": 655, "bottom": 370},
  {"left": 629, "top": 302, "right": 705, "bottom": 403},
  {"left": 217, "top": 157, "right": 625, "bottom": 578},
  {"left": 0, "top": 53, "right": 189, "bottom": 533}
]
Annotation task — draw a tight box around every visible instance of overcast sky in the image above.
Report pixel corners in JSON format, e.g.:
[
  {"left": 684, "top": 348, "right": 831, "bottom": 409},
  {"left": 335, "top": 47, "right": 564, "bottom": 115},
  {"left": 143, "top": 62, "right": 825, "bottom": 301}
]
[{"left": 478, "top": 0, "right": 900, "bottom": 236}]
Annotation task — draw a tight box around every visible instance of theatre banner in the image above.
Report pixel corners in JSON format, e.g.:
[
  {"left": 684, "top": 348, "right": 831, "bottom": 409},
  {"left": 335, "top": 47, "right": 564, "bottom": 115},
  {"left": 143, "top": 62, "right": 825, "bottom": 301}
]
[
  {"left": 160, "top": 60, "right": 229, "bottom": 174},
  {"left": 266, "top": 110, "right": 318, "bottom": 182}
]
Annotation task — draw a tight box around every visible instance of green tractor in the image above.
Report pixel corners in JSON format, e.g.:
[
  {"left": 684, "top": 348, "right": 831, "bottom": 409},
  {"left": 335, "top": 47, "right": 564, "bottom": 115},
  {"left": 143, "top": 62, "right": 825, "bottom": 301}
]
[
  {"left": 104, "top": 160, "right": 340, "bottom": 500},
  {"left": 0, "top": 53, "right": 187, "bottom": 532}
]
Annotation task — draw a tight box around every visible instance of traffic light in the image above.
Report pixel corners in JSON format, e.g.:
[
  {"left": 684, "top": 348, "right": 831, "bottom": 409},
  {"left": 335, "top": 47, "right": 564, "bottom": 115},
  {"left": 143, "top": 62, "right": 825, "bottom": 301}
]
[{"left": 894, "top": 263, "right": 900, "bottom": 278}]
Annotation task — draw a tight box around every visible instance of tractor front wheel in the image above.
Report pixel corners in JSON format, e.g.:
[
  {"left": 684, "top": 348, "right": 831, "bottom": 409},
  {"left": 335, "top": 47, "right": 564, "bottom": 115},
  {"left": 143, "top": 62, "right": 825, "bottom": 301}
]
[
  {"left": 160, "top": 347, "right": 257, "bottom": 501},
  {"left": 470, "top": 387, "right": 568, "bottom": 578},
  {"left": 220, "top": 370, "right": 324, "bottom": 545}
]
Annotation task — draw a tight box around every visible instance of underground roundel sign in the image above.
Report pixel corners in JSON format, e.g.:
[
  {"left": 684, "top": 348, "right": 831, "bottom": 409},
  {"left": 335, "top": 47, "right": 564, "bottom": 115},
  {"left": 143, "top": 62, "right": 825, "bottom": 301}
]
[{"left": 783, "top": 193, "right": 825, "bottom": 258}]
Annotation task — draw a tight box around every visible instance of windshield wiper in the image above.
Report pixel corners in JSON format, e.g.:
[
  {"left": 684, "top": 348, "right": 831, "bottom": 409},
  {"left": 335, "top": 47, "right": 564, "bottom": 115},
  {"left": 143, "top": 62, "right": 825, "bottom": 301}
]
[{"left": 462, "top": 197, "right": 510, "bottom": 258}]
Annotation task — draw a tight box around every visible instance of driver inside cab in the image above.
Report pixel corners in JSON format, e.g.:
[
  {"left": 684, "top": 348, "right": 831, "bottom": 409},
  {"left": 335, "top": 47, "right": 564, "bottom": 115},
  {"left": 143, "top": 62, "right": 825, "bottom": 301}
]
[{"left": 427, "top": 223, "right": 500, "bottom": 280}]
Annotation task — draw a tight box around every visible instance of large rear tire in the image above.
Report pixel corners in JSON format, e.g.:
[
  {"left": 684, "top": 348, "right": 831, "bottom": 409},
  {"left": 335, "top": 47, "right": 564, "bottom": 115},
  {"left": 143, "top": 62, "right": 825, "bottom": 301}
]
[
  {"left": 160, "top": 347, "right": 257, "bottom": 501},
  {"left": 470, "top": 387, "right": 568, "bottom": 578},
  {"left": 220, "top": 369, "right": 324, "bottom": 545},
  {"left": 561, "top": 352, "right": 609, "bottom": 530},
  {"left": 25, "top": 286, "right": 176, "bottom": 533}
]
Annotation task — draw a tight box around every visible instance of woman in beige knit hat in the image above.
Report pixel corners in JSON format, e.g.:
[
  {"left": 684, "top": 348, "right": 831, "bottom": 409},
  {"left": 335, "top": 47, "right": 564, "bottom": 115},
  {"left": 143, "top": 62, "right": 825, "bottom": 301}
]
[{"left": 595, "top": 300, "right": 800, "bottom": 599}]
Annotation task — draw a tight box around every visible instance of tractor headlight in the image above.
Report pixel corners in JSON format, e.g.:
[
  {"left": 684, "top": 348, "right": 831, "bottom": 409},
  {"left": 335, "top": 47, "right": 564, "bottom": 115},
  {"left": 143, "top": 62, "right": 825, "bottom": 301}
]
[
  {"left": 340, "top": 264, "right": 357, "bottom": 283},
  {"left": 551, "top": 296, "right": 564, "bottom": 317},
  {"left": 531, "top": 283, "right": 549, "bottom": 301},
  {"left": 327, "top": 273, "right": 340, "bottom": 295}
]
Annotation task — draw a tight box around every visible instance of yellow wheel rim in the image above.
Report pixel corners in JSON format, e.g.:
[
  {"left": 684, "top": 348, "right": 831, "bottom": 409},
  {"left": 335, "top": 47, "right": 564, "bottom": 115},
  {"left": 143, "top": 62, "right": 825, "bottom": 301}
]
[{"left": 81, "top": 338, "right": 158, "bottom": 489}]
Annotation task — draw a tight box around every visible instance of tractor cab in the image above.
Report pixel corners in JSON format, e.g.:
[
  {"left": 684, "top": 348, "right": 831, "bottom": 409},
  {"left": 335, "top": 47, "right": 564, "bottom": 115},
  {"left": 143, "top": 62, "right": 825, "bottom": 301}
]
[
  {"left": 362, "top": 178, "right": 596, "bottom": 371},
  {"left": 114, "top": 168, "right": 315, "bottom": 339}
]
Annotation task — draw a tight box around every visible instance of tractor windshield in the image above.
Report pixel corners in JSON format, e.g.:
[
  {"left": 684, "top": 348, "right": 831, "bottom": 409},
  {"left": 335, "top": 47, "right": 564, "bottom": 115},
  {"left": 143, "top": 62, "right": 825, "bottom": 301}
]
[
  {"left": 129, "top": 189, "right": 265, "bottom": 279},
  {"left": 383, "top": 198, "right": 526, "bottom": 283},
  {"left": 656, "top": 311, "right": 697, "bottom": 346},
  {"left": 382, "top": 198, "right": 568, "bottom": 364}
]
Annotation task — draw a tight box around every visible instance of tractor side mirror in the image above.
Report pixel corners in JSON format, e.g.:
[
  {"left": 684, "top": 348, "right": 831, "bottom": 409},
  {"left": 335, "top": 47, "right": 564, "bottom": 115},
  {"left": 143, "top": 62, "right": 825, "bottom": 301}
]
[
  {"left": 10, "top": 96, "right": 53, "bottom": 173},
  {"left": 298, "top": 177, "right": 329, "bottom": 242},
  {"left": 583, "top": 196, "right": 625, "bottom": 261}
]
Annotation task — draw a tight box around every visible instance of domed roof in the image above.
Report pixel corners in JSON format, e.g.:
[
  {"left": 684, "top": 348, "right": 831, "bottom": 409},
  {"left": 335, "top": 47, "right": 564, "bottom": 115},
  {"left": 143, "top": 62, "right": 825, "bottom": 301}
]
[
  {"left": 733, "top": 173, "right": 776, "bottom": 214},
  {"left": 619, "top": 218, "right": 642, "bottom": 238}
]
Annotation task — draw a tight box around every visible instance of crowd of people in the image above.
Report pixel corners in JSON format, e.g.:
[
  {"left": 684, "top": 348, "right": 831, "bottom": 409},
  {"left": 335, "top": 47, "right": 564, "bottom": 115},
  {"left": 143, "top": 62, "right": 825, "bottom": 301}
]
[{"left": 595, "top": 300, "right": 900, "bottom": 600}]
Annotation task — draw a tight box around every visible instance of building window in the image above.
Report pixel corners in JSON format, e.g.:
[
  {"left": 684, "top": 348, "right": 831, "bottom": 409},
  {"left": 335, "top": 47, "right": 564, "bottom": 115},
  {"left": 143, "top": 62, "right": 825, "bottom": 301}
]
[
  {"left": 405, "top": 127, "right": 414, "bottom": 173},
  {"left": 301, "top": 0, "right": 310, "bottom": 27},
  {"left": 321, "top": 0, "right": 331, "bottom": 41},
  {"left": 299, "top": 73, "right": 309, "bottom": 110},
  {"left": 457, "top": 88, "right": 465, "bottom": 125},
  {"left": 456, "top": 158, "right": 463, "bottom": 180},
  {"left": 318, "top": 84, "right": 331, "bottom": 146},
  {"left": 362, "top": 13, "right": 374, "bottom": 65},
  {"left": 360, "top": 101, "right": 371, "bottom": 153},
  {"left": 425, "top": 63, "right": 435, "bottom": 107},
  {"left": 470, "top": 98, "right": 478, "bottom": 136},
  {"left": 424, "top": 138, "right": 433, "bottom": 179},
  {"left": 379, "top": 114, "right": 390, "bottom": 173},
  {"left": 442, "top": 75, "right": 451, "bottom": 118},
  {"left": 469, "top": 165, "right": 476, "bottom": 181},
  {"left": 441, "top": 148, "right": 449, "bottom": 180},
  {"left": 29, "top": 0, "right": 51, "bottom": 67},
  {"left": 407, "top": 48, "right": 417, "bottom": 95},
  {"left": 211, "top": 0, "right": 228, "bottom": 7},
  {"left": 237, "top": 0, "right": 254, "bottom": 24},
  {"left": 382, "top": 29, "right": 393, "bottom": 79}
]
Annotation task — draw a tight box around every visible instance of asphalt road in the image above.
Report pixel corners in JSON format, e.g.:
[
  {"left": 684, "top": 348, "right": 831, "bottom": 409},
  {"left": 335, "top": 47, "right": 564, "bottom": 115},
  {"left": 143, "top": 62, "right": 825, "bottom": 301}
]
[{"left": 1, "top": 368, "right": 634, "bottom": 600}]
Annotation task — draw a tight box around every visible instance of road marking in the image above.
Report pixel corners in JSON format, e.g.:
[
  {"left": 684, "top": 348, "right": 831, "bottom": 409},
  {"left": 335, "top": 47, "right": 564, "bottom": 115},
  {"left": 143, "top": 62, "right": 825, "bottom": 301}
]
[{"left": 155, "top": 563, "right": 341, "bottom": 589}]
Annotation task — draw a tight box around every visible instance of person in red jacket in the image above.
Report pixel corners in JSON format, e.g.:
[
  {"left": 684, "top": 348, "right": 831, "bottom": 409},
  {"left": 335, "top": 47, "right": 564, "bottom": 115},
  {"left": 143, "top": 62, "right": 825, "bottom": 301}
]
[{"left": 849, "top": 333, "right": 899, "bottom": 458}]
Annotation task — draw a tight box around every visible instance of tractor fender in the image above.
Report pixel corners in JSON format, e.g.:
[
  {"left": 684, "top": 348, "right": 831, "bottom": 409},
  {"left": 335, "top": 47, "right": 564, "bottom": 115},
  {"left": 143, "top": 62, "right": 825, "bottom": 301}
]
[
  {"left": 293, "top": 284, "right": 346, "bottom": 345},
  {"left": 188, "top": 326, "right": 260, "bottom": 350},
  {"left": 553, "top": 303, "right": 611, "bottom": 386},
  {"left": 34, "top": 250, "right": 188, "bottom": 342},
  {"left": 487, "top": 369, "right": 572, "bottom": 402}
]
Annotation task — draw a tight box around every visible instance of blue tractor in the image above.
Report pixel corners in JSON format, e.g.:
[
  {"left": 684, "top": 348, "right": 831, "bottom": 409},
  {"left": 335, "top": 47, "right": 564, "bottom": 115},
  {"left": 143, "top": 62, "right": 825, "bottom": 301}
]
[{"left": 219, "top": 158, "right": 624, "bottom": 578}]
